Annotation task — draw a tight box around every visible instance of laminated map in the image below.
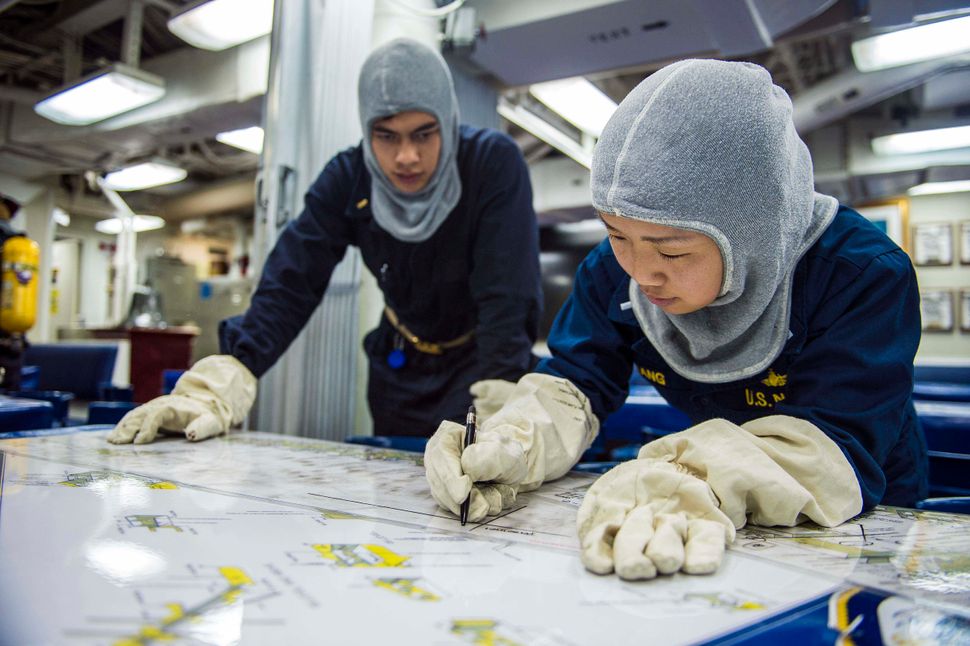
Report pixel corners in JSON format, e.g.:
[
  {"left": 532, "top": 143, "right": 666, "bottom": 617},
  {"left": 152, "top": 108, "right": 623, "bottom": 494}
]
[{"left": 1, "top": 429, "right": 967, "bottom": 645}]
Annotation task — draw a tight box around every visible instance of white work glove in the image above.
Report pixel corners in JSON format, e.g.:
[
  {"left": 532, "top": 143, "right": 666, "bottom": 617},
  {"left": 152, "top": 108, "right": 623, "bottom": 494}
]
[
  {"left": 578, "top": 459, "right": 735, "bottom": 579},
  {"left": 425, "top": 373, "right": 599, "bottom": 522},
  {"left": 469, "top": 379, "right": 515, "bottom": 423},
  {"left": 577, "top": 416, "right": 863, "bottom": 580},
  {"left": 107, "top": 355, "right": 256, "bottom": 445}
]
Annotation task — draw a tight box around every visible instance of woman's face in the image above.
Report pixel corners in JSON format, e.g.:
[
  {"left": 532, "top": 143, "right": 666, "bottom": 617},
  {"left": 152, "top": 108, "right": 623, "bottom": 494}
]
[{"left": 601, "top": 212, "right": 724, "bottom": 315}]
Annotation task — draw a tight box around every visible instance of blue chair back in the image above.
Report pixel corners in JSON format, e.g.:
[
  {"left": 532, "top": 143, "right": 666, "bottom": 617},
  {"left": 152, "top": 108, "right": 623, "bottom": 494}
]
[{"left": 23, "top": 344, "right": 118, "bottom": 401}]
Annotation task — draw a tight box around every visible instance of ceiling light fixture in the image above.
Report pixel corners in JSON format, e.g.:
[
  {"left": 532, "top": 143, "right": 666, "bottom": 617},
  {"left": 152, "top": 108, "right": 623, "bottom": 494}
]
[
  {"left": 871, "top": 125, "right": 970, "bottom": 155},
  {"left": 216, "top": 126, "right": 264, "bottom": 154},
  {"left": 908, "top": 179, "right": 970, "bottom": 195},
  {"left": 851, "top": 15, "right": 970, "bottom": 72},
  {"left": 95, "top": 215, "right": 167, "bottom": 235},
  {"left": 103, "top": 161, "right": 188, "bottom": 191},
  {"left": 33, "top": 63, "right": 165, "bottom": 126},
  {"left": 168, "top": 0, "right": 275, "bottom": 51},
  {"left": 53, "top": 208, "right": 71, "bottom": 227},
  {"left": 498, "top": 98, "right": 592, "bottom": 168},
  {"left": 528, "top": 77, "right": 617, "bottom": 138}
]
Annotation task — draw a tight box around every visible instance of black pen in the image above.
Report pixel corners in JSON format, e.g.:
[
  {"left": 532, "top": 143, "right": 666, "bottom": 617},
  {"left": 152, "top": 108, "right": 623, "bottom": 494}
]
[{"left": 460, "top": 404, "right": 477, "bottom": 526}]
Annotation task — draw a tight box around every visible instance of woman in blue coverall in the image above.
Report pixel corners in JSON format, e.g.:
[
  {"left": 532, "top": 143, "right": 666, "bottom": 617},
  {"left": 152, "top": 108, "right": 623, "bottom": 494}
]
[
  {"left": 107, "top": 38, "right": 541, "bottom": 444},
  {"left": 425, "top": 59, "right": 928, "bottom": 581}
]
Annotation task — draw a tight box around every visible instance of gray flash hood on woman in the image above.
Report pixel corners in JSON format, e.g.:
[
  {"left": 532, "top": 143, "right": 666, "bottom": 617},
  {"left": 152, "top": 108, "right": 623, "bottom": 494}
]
[
  {"left": 358, "top": 38, "right": 461, "bottom": 242},
  {"left": 591, "top": 59, "right": 838, "bottom": 383}
]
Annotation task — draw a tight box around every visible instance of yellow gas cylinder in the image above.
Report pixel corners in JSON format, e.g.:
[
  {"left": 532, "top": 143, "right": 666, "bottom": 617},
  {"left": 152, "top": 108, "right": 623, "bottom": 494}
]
[{"left": 0, "top": 235, "right": 40, "bottom": 333}]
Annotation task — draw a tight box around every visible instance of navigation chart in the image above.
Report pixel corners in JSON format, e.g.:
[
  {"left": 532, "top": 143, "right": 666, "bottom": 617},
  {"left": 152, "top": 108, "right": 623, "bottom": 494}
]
[{"left": 1, "top": 429, "right": 967, "bottom": 645}]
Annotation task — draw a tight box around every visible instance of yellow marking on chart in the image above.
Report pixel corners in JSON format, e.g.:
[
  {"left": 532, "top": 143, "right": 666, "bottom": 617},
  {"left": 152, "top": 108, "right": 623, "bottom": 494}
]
[
  {"left": 58, "top": 471, "right": 178, "bottom": 490},
  {"left": 374, "top": 577, "right": 440, "bottom": 601},
  {"left": 113, "top": 603, "right": 185, "bottom": 645},
  {"left": 451, "top": 619, "right": 522, "bottom": 646},
  {"left": 685, "top": 592, "right": 765, "bottom": 611},
  {"left": 219, "top": 566, "right": 254, "bottom": 586},
  {"left": 792, "top": 537, "right": 893, "bottom": 559},
  {"left": 113, "top": 569, "right": 252, "bottom": 645},
  {"left": 126, "top": 515, "right": 182, "bottom": 532},
  {"left": 313, "top": 543, "right": 410, "bottom": 567},
  {"left": 830, "top": 587, "right": 861, "bottom": 646}
]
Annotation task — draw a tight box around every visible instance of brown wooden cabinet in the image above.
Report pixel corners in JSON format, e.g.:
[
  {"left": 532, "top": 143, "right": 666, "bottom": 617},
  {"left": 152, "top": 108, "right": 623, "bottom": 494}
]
[{"left": 128, "top": 326, "right": 200, "bottom": 403}]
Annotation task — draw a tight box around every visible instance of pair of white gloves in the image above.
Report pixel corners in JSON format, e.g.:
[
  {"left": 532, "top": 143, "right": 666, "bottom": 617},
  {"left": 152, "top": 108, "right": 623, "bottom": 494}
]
[
  {"left": 107, "top": 358, "right": 863, "bottom": 582},
  {"left": 426, "top": 373, "right": 863, "bottom": 581}
]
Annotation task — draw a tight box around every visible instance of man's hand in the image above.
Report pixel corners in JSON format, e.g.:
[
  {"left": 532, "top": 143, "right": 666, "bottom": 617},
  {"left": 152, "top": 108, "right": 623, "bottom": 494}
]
[{"left": 107, "top": 355, "right": 256, "bottom": 444}]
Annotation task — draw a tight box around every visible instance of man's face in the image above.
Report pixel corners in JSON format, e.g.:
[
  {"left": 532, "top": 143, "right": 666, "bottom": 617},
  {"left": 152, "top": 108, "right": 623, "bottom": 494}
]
[
  {"left": 600, "top": 212, "right": 724, "bottom": 315},
  {"left": 370, "top": 110, "right": 441, "bottom": 193}
]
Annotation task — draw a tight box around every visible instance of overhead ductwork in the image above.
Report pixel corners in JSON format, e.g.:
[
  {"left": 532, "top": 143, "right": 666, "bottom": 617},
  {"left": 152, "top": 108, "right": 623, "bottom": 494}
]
[
  {"left": 792, "top": 54, "right": 970, "bottom": 134},
  {"left": 465, "top": 0, "right": 836, "bottom": 86}
]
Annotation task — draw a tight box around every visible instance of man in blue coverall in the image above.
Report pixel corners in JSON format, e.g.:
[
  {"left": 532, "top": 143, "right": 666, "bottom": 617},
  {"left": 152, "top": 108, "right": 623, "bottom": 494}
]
[
  {"left": 425, "top": 59, "right": 928, "bottom": 581},
  {"left": 107, "top": 38, "right": 541, "bottom": 443}
]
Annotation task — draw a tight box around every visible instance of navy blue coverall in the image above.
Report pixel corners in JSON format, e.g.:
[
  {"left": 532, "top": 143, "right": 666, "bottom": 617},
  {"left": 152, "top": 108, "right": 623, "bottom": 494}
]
[
  {"left": 221, "top": 125, "right": 542, "bottom": 436},
  {"left": 538, "top": 206, "right": 928, "bottom": 508}
]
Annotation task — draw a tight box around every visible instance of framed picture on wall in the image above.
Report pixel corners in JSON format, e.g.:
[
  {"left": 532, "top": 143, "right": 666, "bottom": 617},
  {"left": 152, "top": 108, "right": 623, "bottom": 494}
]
[
  {"left": 912, "top": 222, "right": 953, "bottom": 266},
  {"left": 921, "top": 290, "right": 954, "bottom": 332},
  {"left": 856, "top": 199, "right": 908, "bottom": 251},
  {"left": 960, "top": 221, "right": 970, "bottom": 265},
  {"left": 961, "top": 291, "right": 970, "bottom": 333}
]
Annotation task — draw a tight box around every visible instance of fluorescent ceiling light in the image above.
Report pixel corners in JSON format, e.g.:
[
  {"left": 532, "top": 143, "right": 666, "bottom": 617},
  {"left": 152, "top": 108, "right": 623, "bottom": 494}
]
[
  {"left": 852, "top": 15, "right": 970, "bottom": 72},
  {"left": 529, "top": 77, "right": 617, "bottom": 138},
  {"left": 103, "top": 161, "right": 188, "bottom": 191},
  {"left": 908, "top": 180, "right": 970, "bottom": 195},
  {"left": 34, "top": 63, "right": 165, "bottom": 126},
  {"left": 498, "top": 99, "right": 591, "bottom": 168},
  {"left": 216, "top": 126, "right": 264, "bottom": 154},
  {"left": 871, "top": 125, "right": 970, "bottom": 155},
  {"left": 53, "top": 207, "right": 71, "bottom": 227},
  {"left": 95, "top": 215, "right": 167, "bottom": 235},
  {"left": 168, "top": 0, "right": 274, "bottom": 51}
]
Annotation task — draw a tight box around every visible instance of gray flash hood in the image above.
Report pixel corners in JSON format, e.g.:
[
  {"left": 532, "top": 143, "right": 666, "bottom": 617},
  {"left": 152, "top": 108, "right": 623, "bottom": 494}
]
[
  {"left": 358, "top": 38, "right": 461, "bottom": 242},
  {"left": 591, "top": 59, "right": 837, "bottom": 383}
]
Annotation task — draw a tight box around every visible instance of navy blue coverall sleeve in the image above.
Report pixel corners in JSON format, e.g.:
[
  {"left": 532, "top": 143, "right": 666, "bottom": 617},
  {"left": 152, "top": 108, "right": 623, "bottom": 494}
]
[
  {"left": 468, "top": 135, "right": 542, "bottom": 381},
  {"left": 773, "top": 248, "right": 925, "bottom": 508},
  {"left": 220, "top": 157, "right": 354, "bottom": 377},
  {"left": 536, "top": 248, "right": 633, "bottom": 419}
]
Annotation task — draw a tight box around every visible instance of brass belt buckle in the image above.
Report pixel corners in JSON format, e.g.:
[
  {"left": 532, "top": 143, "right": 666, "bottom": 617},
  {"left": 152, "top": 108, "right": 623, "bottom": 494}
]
[{"left": 413, "top": 340, "right": 443, "bottom": 355}]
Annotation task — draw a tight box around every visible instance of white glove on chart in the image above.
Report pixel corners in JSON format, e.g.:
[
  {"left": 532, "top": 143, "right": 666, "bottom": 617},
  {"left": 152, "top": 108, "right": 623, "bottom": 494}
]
[
  {"left": 578, "top": 459, "right": 735, "bottom": 579},
  {"left": 577, "top": 416, "right": 863, "bottom": 580},
  {"left": 469, "top": 379, "right": 516, "bottom": 423},
  {"left": 425, "top": 373, "right": 599, "bottom": 523},
  {"left": 107, "top": 355, "right": 257, "bottom": 445}
]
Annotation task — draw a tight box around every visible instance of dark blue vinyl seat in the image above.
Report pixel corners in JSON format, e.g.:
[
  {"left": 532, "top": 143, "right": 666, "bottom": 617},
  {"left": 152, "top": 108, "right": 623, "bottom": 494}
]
[
  {"left": 345, "top": 435, "right": 429, "bottom": 453},
  {"left": 5, "top": 390, "right": 74, "bottom": 426},
  {"left": 0, "top": 395, "right": 54, "bottom": 432},
  {"left": 913, "top": 364, "right": 970, "bottom": 403},
  {"left": 23, "top": 344, "right": 118, "bottom": 401},
  {"left": 915, "top": 497, "right": 970, "bottom": 514}
]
